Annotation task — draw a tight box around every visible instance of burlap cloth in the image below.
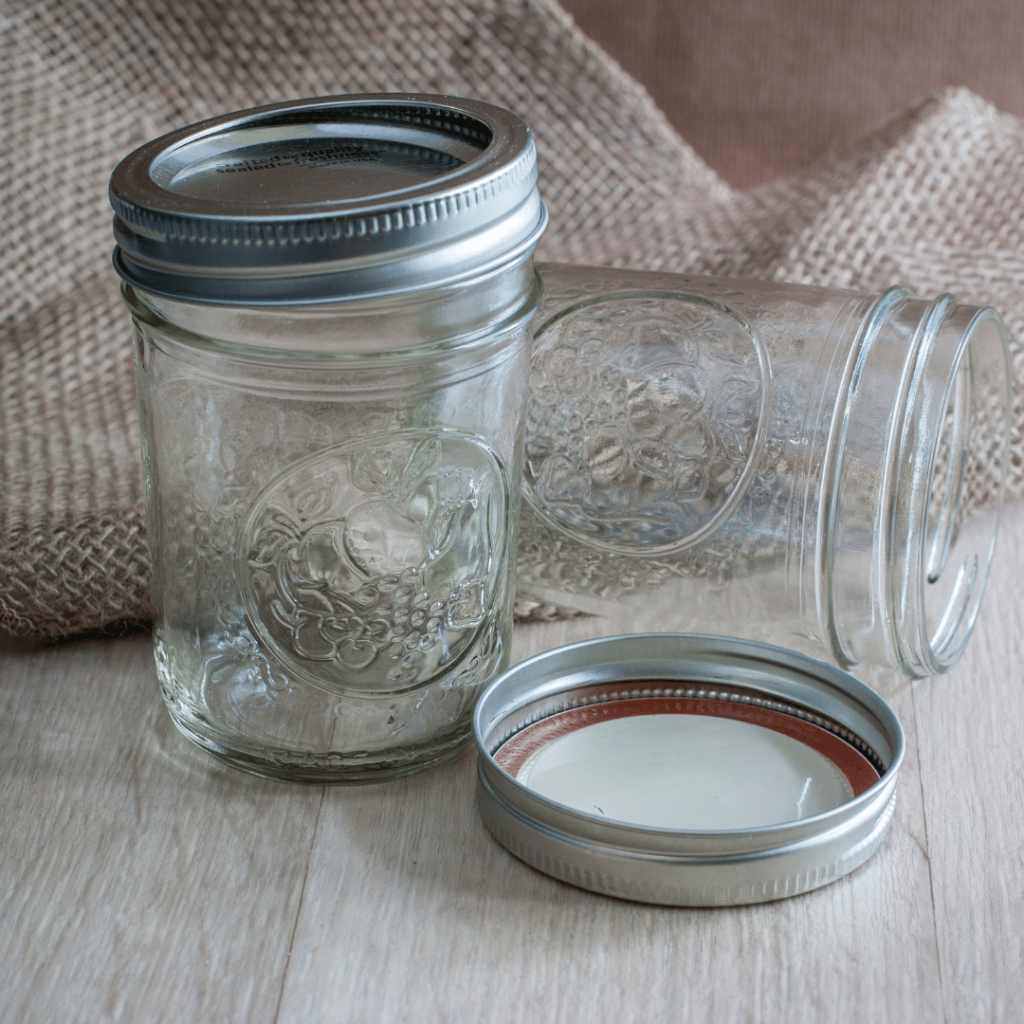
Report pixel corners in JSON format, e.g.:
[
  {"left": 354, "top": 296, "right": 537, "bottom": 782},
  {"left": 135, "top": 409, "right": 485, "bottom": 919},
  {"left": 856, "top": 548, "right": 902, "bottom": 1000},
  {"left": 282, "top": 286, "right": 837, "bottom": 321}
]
[{"left": 3, "top": 0, "right": 1024, "bottom": 642}]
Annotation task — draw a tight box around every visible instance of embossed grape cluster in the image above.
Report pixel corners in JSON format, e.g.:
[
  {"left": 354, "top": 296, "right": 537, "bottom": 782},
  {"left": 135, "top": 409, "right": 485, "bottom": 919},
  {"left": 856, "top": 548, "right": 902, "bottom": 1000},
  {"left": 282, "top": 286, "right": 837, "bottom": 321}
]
[
  {"left": 239, "top": 432, "right": 501, "bottom": 693},
  {"left": 524, "top": 297, "right": 764, "bottom": 552}
]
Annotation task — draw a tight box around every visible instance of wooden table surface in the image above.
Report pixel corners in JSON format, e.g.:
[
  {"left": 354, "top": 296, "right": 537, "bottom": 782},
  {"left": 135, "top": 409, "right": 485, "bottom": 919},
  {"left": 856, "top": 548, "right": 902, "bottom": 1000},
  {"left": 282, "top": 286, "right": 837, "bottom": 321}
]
[{"left": 3, "top": 504, "right": 1023, "bottom": 1024}]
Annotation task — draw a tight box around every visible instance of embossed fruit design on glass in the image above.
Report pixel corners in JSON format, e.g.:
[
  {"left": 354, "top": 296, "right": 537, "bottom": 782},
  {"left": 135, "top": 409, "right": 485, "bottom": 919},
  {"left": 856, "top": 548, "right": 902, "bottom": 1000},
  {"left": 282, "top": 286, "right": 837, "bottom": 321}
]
[{"left": 110, "top": 96, "right": 546, "bottom": 780}]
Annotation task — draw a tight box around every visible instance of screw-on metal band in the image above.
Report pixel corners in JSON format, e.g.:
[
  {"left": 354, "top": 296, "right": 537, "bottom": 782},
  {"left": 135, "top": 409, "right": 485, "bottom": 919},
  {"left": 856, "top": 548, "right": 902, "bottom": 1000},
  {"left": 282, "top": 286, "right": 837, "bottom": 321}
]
[{"left": 109, "top": 94, "right": 546, "bottom": 304}]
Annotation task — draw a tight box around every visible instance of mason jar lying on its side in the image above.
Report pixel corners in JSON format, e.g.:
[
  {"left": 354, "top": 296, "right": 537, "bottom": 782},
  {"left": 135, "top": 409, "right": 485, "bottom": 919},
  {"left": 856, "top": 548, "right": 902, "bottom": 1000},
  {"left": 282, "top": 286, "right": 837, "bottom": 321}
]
[{"left": 516, "top": 264, "right": 1011, "bottom": 679}]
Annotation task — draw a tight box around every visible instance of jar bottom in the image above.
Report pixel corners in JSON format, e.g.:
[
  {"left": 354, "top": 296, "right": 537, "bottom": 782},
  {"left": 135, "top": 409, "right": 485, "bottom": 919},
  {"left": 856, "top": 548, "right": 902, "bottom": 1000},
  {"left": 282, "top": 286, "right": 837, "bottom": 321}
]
[
  {"left": 152, "top": 618, "right": 499, "bottom": 784},
  {"left": 162, "top": 707, "right": 473, "bottom": 784}
]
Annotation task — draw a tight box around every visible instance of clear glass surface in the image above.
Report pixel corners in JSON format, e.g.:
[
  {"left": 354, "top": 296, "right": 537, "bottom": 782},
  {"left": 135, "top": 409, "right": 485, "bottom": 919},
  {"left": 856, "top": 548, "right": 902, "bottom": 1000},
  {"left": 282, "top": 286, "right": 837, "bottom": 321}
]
[
  {"left": 516, "top": 264, "right": 1011, "bottom": 678},
  {"left": 128, "top": 262, "right": 537, "bottom": 781}
]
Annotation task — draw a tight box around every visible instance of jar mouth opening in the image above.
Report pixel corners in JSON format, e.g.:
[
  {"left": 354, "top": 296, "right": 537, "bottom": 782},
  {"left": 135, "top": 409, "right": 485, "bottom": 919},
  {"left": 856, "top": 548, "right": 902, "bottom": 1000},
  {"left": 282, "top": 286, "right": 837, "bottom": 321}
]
[
  {"left": 820, "top": 291, "right": 1010, "bottom": 678},
  {"left": 146, "top": 108, "right": 491, "bottom": 210},
  {"left": 915, "top": 308, "right": 1010, "bottom": 670}
]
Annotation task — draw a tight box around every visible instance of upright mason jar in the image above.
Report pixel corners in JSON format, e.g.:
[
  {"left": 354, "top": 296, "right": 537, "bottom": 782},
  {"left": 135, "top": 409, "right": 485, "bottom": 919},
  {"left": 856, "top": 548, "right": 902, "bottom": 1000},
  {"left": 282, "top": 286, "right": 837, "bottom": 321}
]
[
  {"left": 109, "top": 96, "right": 546, "bottom": 782},
  {"left": 517, "top": 264, "right": 1011, "bottom": 679}
]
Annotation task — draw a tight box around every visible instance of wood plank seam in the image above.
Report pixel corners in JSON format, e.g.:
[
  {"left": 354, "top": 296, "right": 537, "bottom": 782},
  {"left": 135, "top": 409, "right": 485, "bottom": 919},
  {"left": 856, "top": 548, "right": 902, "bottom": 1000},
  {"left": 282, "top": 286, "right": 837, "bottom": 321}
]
[
  {"left": 911, "top": 679, "right": 949, "bottom": 1024},
  {"left": 273, "top": 786, "right": 328, "bottom": 1024}
]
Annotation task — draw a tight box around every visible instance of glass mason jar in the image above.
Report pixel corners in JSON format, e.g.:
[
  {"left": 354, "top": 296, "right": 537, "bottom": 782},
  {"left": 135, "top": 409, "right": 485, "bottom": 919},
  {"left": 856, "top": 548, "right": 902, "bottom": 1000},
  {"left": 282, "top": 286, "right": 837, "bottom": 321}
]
[
  {"left": 516, "top": 264, "right": 1011, "bottom": 679},
  {"left": 109, "top": 96, "right": 546, "bottom": 782}
]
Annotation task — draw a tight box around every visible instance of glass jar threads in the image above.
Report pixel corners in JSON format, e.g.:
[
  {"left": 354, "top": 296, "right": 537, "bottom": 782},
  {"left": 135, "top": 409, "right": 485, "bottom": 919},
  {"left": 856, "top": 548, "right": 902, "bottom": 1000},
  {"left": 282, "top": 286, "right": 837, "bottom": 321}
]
[
  {"left": 516, "top": 264, "right": 1011, "bottom": 679},
  {"left": 110, "top": 96, "right": 547, "bottom": 782}
]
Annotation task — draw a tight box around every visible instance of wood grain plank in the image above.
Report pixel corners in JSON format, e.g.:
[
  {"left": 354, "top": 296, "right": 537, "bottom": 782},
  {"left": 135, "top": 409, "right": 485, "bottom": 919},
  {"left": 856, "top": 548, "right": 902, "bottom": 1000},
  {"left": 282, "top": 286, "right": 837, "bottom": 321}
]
[
  {"left": 275, "top": 615, "right": 941, "bottom": 1023},
  {"left": 912, "top": 499, "right": 1024, "bottom": 1023},
  {"left": 0, "top": 638, "right": 321, "bottom": 1024}
]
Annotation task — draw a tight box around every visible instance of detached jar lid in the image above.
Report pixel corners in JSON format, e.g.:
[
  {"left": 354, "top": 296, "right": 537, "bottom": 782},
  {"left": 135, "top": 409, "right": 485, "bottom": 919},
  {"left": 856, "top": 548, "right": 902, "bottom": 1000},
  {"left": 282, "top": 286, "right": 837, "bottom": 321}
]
[
  {"left": 474, "top": 633, "right": 904, "bottom": 906},
  {"left": 109, "top": 94, "right": 547, "bottom": 304}
]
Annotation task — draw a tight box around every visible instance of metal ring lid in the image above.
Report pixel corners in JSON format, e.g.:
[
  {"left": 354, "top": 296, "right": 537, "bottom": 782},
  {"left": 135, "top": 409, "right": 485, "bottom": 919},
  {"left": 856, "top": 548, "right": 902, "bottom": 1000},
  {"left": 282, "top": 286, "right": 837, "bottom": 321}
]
[
  {"left": 109, "top": 94, "right": 547, "bottom": 305},
  {"left": 473, "top": 633, "right": 904, "bottom": 906}
]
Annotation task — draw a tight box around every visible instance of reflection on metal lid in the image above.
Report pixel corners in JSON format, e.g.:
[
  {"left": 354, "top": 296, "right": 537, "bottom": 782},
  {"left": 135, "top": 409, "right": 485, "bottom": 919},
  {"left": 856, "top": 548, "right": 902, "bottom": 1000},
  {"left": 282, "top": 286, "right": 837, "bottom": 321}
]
[
  {"left": 109, "top": 94, "right": 547, "bottom": 304},
  {"left": 473, "top": 633, "right": 904, "bottom": 906}
]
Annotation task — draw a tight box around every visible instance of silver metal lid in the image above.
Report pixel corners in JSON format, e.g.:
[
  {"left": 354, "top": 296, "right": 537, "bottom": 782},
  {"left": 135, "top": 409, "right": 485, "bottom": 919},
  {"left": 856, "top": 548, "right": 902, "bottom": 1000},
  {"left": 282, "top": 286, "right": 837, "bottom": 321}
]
[
  {"left": 473, "top": 633, "right": 904, "bottom": 906},
  {"left": 109, "top": 94, "right": 547, "bottom": 304}
]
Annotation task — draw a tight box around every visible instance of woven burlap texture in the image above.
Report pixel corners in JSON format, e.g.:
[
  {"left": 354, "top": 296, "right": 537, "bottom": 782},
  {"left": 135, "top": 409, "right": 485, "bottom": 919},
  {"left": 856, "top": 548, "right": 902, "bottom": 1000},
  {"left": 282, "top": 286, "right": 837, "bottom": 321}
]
[{"left": 3, "top": 0, "right": 1024, "bottom": 640}]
